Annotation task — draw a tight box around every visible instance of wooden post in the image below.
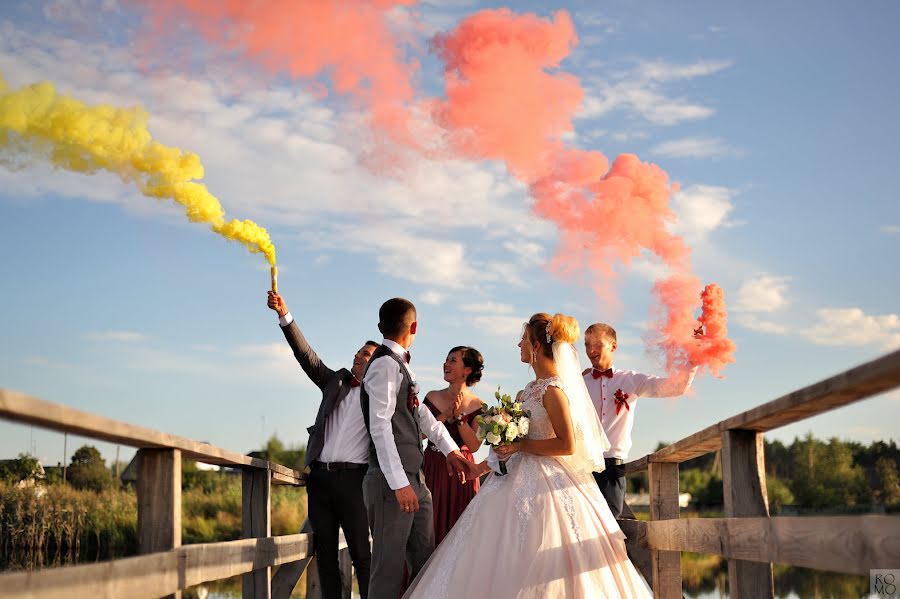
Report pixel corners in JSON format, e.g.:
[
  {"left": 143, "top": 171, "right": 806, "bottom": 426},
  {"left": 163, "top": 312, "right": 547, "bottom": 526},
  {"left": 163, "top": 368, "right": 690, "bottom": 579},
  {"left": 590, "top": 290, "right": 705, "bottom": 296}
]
[
  {"left": 722, "top": 429, "right": 774, "bottom": 599},
  {"left": 648, "top": 461, "right": 681, "bottom": 598},
  {"left": 339, "top": 547, "right": 353, "bottom": 599},
  {"left": 136, "top": 448, "right": 181, "bottom": 599},
  {"left": 305, "top": 556, "right": 323, "bottom": 599},
  {"left": 242, "top": 467, "right": 272, "bottom": 599},
  {"left": 620, "top": 501, "right": 654, "bottom": 585}
]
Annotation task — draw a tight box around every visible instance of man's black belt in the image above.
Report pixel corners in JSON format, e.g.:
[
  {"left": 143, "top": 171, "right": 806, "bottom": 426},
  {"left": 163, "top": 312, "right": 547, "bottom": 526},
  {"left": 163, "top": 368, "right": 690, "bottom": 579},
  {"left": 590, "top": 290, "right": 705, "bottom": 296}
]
[
  {"left": 311, "top": 461, "right": 368, "bottom": 471},
  {"left": 605, "top": 457, "right": 625, "bottom": 466}
]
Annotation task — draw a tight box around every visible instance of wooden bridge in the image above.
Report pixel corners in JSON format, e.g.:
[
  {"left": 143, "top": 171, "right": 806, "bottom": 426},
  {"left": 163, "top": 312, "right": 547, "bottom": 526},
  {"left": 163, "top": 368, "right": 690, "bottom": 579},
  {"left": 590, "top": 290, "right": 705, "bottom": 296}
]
[{"left": 1, "top": 347, "right": 899, "bottom": 598}]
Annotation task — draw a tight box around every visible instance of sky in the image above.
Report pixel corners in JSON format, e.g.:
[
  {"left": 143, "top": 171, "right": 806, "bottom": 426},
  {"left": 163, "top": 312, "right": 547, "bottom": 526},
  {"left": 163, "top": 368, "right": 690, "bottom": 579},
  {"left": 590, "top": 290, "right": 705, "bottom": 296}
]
[{"left": 1, "top": 0, "right": 898, "bottom": 471}]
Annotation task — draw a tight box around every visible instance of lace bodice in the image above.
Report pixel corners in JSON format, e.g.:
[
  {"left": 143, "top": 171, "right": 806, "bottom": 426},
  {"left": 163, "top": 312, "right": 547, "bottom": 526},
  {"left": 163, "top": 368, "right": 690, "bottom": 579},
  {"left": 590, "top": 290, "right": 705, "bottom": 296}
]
[{"left": 520, "top": 376, "right": 562, "bottom": 441}]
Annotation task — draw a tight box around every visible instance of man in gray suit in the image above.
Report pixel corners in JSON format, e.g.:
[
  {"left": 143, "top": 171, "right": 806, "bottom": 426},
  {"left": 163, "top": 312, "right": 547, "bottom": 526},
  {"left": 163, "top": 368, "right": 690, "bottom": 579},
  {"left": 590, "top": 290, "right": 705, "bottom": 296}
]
[
  {"left": 360, "top": 297, "right": 476, "bottom": 598},
  {"left": 268, "top": 290, "right": 375, "bottom": 599}
]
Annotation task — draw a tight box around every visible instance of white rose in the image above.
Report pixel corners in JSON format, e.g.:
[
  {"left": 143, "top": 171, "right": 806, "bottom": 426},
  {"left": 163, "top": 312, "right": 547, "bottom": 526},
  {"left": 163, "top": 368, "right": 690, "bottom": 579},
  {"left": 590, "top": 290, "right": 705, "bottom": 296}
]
[
  {"left": 519, "top": 417, "right": 530, "bottom": 436},
  {"left": 505, "top": 422, "right": 519, "bottom": 441},
  {"left": 486, "top": 432, "right": 502, "bottom": 445}
]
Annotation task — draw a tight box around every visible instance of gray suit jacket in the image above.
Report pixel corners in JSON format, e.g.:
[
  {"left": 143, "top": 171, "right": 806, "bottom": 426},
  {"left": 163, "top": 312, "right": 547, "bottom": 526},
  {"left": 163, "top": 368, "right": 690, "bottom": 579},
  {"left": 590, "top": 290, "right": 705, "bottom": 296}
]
[{"left": 280, "top": 320, "right": 356, "bottom": 467}]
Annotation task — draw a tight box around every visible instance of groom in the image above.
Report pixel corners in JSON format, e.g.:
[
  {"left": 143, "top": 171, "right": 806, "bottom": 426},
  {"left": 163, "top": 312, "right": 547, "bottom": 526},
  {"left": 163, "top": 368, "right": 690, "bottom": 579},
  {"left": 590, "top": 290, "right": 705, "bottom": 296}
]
[{"left": 361, "top": 297, "right": 475, "bottom": 599}]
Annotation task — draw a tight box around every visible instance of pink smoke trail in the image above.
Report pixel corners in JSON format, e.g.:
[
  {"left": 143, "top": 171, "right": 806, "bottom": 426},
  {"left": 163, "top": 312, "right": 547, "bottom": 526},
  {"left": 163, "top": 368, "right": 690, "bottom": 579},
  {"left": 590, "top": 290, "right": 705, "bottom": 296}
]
[{"left": 432, "top": 9, "right": 735, "bottom": 375}]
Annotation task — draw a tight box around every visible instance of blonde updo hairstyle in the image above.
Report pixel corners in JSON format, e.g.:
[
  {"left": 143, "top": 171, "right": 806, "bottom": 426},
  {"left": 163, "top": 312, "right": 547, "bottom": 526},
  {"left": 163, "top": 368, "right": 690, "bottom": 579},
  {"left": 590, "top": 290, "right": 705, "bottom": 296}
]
[{"left": 525, "top": 312, "right": 580, "bottom": 358}]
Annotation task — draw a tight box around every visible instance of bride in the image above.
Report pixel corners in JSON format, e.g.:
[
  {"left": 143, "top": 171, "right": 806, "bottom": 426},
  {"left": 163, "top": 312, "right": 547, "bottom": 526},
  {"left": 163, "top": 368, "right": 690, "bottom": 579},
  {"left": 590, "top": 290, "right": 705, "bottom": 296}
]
[{"left": 403, "top": 313, "right": 651, "bottom": 598}]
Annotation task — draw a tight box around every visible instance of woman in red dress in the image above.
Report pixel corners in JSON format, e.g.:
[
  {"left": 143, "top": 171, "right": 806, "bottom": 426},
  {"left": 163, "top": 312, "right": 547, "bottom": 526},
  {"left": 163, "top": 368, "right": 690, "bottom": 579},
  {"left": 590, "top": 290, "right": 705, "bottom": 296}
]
[{"left": 422, "top": 345, "right": 485, "bottom": 545}]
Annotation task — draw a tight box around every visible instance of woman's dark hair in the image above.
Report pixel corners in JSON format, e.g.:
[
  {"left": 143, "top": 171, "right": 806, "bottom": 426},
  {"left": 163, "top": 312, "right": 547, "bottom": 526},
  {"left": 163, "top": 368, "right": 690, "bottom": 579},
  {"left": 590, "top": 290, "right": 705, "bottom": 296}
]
[{"left": 449, "top": 345, "right": 484, "bottom": 387}]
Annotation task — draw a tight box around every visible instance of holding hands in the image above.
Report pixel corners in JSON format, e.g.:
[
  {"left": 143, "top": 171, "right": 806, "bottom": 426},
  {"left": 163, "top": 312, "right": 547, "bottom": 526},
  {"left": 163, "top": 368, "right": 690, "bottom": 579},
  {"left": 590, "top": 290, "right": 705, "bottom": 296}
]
[{"left": 494, "top": 442, "right": 522, "bottom": 461}]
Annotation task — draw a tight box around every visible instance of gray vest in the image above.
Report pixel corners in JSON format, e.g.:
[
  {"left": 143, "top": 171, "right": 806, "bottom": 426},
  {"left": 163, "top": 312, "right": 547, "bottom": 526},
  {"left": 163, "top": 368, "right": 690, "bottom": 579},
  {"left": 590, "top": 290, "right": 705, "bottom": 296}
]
[{"left": 360, "top": 345, "right": 424, "bottom": 475}]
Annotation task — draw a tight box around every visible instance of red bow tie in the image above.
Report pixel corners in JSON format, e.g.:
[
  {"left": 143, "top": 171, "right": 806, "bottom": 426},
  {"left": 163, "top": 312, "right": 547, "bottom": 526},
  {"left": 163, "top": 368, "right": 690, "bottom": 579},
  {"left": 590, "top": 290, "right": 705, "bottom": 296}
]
[
  {"left": 349, "top": 376, "right": 361, "bottom": 388},
  {"left": 592, "top": 368, "right": 613, "bottom": 379}
]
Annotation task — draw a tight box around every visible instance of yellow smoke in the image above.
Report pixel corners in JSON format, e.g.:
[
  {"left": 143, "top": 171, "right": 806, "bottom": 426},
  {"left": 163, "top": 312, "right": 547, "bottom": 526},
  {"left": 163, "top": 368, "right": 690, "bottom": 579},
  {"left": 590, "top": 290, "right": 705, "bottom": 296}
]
[{"left": 0, "top": 73, "right": 276, "bottom": 266}]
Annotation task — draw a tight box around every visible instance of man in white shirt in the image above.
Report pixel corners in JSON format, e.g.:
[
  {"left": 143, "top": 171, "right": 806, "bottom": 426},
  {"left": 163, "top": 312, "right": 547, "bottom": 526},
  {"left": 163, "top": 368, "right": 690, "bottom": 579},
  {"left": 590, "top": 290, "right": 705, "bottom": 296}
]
[
  {"left": 360, "top": 297, "right": 475, "bottom": 599},
  {"left": 583, "top": 322, "right": 698, "bottom": 518},
  {"left": 268, "top": 291, "right": 375, "bottom": 599}
]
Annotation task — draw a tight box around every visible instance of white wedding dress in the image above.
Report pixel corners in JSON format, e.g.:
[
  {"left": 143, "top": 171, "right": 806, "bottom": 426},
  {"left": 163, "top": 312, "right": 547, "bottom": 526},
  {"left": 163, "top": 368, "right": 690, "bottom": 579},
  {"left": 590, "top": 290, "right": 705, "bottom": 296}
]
[{"left": 402, "top": 376, "right": 652, "bottom": 599}]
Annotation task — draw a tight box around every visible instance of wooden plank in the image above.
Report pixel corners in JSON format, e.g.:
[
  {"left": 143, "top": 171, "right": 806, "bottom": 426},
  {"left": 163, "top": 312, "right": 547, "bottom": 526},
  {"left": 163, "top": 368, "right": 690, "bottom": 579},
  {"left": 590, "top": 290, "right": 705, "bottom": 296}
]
[
  {"left": 722, "top": 430, "right": 773, "bottom": 598},
  {"left": 0, "top": 534, "right": 312, "bottom": 599},
  {"left": 0, "top": 551, "right": 179, "bottom": 599},
  {"left": 648, "top": 461, "right": 681, "bottom": 599},
  {"left": 617, "top": 506, "right": 653, "bottom": 587},
  {"left": 624, "top": 455, "right": 649, "bottom": 474},
  {"left": 0, "top": 388, "right": 304, "bottom": 485},
  {"left": 183, "top": 535, "right": 312, "bottom": 588},
  {"left": 621, "top": 516, "right": 900, "bottom": 575},
  {"left": 305, "top": 527, "right": 354, "bottom": 599},
  {"left": 242, "top": 468, "right": 272, "bottom": 599},
  {"left": 305, "top": 556, "right": 323, "bottom": 599},
  {"left": 628, "top": 348, "right": 900, "bottom": 467},
  {"left": 272, "top": 519, "right": 314, "bottom": 599}
]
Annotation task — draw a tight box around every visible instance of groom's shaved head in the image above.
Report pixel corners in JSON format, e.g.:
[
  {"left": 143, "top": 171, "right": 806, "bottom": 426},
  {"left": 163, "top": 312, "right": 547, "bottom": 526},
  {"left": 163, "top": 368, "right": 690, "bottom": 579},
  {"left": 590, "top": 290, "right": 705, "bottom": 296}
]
[{"left": 378, "top": 298, "right": 417, "bottom": 338}]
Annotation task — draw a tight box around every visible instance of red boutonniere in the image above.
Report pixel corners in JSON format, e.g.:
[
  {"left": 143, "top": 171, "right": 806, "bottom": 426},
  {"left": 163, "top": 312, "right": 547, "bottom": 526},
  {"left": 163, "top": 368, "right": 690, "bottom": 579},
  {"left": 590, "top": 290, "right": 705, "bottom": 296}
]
[
  {"left": 614, "top": 389, "right": 630, "bottom": 415},
  {"left": 408, "top": 382, "right": 420, "bottom": 410}
]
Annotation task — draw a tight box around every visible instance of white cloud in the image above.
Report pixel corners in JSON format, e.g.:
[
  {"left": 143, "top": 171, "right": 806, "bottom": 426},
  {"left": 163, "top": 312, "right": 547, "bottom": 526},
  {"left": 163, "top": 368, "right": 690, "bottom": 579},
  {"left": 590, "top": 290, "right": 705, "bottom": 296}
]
[
  {"left": 420, "top": 291, "right": 444, "bottom": 305},
  {"left": 881, "top": 225, "right": 900, "bottom": 234},
  {"left": 23, "top": 355, "right": 74, "bottom": 369},
  {"left": 734, "top": 274, "right": 792, "bottom": 313},
  {"left": 85, "top": 330, "right": 147, "bottom": 343},
  {"left": 636, "top": 59, "right": 732, "bottom": 83},
  {"left": 0, "top": 23, "right": 548, "bottom": 296},
  {"left": 630, "top": 257, "right": 671, "bottom": 282},
  {"left": 503, "top": 240, "right": 545, "bottom": 265},
  {"left": 459, "top": 302, "right": 515, "bottom": 314},
  {"left": 669, "top": 184, "right": 737, "bottom": 242},
  {"left": 801, "top": 308, "right": 900, "bottom": 351},
  {"left": 471, "top": 315, "right": 527, "bottom": 338},
  {"left": 734, "top": 313, "right": 790, "bottom": 335},
  {"left": 651, "top": 137, "right": 741, "bottom": 160},
  {"left": 579, "top": 59, "right": 732, "bottom": 126},
  {"left": 43, "top": 0, "right": 118, "bottom": 23}
]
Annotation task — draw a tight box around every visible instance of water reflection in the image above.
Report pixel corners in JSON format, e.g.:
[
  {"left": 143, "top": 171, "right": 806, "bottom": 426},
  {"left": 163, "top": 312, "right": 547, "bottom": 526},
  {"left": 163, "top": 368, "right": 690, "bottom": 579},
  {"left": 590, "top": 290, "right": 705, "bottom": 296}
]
[{"left": 681, "top": 552, "right": 872, "bottom": 599}]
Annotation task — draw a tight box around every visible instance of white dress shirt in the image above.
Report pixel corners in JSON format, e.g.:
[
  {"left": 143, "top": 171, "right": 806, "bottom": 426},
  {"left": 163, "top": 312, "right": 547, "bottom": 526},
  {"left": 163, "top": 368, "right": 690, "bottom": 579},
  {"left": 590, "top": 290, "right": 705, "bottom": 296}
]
[
  {"left": 583, "top": 365, "right": 697, "bottom": 460},
  {"left": 279, "top": 312, "right": 369, "bottom": 464},
  {"left": 364, "top": 338, "right": 459, "bottom": 490}
]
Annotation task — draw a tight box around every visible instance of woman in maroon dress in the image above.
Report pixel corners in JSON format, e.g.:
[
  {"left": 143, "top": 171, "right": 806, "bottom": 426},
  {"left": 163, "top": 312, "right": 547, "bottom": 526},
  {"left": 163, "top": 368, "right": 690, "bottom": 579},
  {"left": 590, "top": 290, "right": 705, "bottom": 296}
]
[{"left": 422, "top": 345, "right": 485, "bottom": 545}]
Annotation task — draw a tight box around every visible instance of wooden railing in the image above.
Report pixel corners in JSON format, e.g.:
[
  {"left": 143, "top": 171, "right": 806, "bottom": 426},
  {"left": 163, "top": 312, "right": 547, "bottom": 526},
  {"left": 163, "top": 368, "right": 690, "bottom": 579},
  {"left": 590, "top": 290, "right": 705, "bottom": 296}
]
[
  {"left": 618, "top": 348, "right": 900, "bottom": 598},
  {"left": 4, "top": 349, "right": 900, "bottom": 597},
  {"left": 0, "top": 388, "right": 344, "bottom": 599}
]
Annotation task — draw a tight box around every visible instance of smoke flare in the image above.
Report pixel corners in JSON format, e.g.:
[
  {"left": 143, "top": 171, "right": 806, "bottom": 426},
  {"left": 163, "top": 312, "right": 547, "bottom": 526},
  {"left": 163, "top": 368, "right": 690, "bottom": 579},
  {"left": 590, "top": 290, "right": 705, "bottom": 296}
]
[{"left": 0, "top": 73, "right": 276, "bottom": 265}]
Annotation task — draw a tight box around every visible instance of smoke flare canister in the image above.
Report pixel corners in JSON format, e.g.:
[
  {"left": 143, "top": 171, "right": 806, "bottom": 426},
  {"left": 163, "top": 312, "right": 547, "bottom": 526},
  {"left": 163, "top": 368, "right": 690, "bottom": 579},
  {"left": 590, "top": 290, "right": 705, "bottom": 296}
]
[{"left": 271, "top": 266, "right": 278, "bottom": 293}]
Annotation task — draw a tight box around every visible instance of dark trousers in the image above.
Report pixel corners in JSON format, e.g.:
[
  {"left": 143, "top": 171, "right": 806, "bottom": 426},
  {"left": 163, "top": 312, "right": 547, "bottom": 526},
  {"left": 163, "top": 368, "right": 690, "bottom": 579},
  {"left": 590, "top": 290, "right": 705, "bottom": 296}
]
[
  {"left": 363, "top": 468, "right": 434, "bottom": 599},
  {"left": 306, "top": 467, "right": 372, "bottom": 599},
  {"left": 593, "top": 459, "right": 627, "bottom": 518}
]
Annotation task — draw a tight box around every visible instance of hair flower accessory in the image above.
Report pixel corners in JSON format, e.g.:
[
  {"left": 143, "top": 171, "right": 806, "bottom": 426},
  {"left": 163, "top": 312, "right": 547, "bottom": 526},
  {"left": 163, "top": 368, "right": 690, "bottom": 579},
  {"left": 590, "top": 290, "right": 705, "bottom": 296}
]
[{"left": 545, "top": 322, "right": 553, "bottom": 344}]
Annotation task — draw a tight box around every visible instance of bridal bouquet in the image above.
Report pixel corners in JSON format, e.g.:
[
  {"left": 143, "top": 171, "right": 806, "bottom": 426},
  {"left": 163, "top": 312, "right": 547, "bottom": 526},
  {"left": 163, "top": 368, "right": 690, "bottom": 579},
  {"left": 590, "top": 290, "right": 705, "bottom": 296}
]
[{"left": 475, "top": 387, "right": 530, "bottom": 475}]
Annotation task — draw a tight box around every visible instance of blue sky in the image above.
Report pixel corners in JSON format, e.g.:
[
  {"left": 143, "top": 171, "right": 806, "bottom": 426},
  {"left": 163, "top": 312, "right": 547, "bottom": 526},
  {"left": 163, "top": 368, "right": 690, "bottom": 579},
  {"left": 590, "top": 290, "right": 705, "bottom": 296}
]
[{"left": 1, "top": 0, "right": 898, "bottom": 469}]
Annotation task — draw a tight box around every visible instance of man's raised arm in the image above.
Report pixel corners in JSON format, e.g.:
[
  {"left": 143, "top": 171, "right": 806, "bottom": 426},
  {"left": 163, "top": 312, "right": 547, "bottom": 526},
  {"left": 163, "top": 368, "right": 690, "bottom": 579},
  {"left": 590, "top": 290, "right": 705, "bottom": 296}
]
[{"left": 267, "top": 291, "right": 335, "bottom": 391}]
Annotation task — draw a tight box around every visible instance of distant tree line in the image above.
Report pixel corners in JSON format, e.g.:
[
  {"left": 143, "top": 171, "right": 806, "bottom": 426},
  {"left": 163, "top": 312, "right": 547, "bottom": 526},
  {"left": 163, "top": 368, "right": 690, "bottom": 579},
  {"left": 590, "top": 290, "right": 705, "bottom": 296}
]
[{"left": 626, "top": 434, "right": 900, "bottom": 513}]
